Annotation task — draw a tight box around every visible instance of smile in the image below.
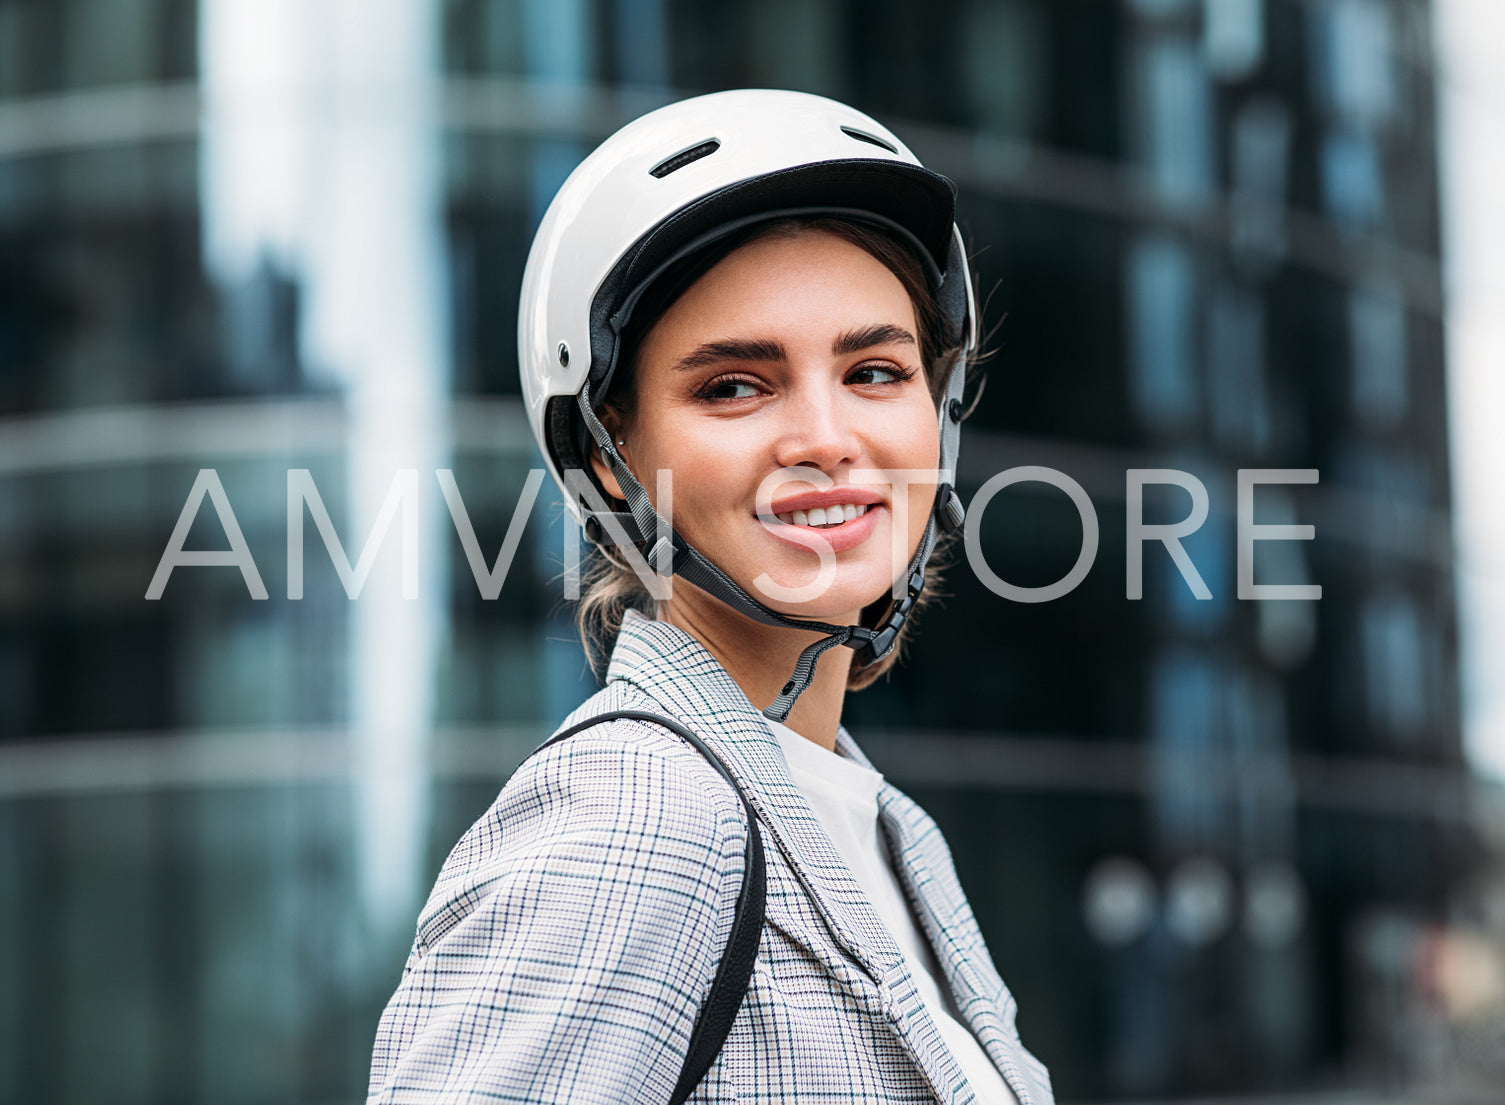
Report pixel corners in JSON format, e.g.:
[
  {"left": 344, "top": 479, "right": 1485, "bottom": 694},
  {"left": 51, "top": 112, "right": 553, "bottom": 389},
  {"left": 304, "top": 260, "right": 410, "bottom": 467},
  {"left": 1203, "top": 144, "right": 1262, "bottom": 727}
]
[
  {"left": 774, "top": 504, "right": 870, "bottom": 528},
  {"left": 762, "top": 501, "right": 881, "bottom": 555}
]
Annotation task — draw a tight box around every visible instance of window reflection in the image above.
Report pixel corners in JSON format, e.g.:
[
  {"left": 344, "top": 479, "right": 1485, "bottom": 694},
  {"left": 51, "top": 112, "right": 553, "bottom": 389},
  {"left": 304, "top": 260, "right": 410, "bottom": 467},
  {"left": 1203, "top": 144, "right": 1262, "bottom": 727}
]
[{"left": 0, "top": 0, "right": 1484, "bottom": 1101}]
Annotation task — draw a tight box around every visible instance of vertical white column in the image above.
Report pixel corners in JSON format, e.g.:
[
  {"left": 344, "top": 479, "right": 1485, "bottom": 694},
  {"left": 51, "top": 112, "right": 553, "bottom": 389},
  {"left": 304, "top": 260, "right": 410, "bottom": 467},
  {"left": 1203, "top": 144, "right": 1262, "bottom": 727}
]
[
  {"left": 201, "top": 0, "right": 450, "bottom": 939},
  {"left": 1436, "top": 0, "right": 1505, "bottom": 782}
]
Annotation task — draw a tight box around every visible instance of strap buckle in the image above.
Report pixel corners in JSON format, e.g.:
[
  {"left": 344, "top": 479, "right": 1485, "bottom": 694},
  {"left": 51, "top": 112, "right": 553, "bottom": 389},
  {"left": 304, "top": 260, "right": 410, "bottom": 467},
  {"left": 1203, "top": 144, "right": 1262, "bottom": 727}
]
[{"left": 854, "top": 568, "right": 926, "bottom": 667}]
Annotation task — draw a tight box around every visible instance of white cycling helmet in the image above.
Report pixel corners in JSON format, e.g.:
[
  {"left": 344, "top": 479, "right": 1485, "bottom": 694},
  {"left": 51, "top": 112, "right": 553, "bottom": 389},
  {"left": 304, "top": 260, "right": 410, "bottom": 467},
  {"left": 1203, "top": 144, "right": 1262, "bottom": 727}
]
[{"left": 518, "top": 88, "right": 976, "bottom": 721}]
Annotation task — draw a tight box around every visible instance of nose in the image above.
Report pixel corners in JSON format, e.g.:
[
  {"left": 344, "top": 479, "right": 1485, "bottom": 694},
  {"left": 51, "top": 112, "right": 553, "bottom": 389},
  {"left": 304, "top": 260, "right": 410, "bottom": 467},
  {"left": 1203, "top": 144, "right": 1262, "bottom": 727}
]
[{"left": 771, "top": 377, "right": 860, "bottom": 473}]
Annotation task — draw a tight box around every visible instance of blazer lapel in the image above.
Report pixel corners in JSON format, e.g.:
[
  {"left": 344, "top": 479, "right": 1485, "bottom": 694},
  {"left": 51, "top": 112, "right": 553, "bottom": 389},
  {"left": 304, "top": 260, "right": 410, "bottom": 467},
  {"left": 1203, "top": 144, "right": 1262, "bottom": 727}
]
[
  {"left": 604, "top": 611, "right": 976, "bottom": 1102},
  {"left": 605, "top": 613, "right": 900, "bottom": 975},
  {"left": 845, "top": 724, "right": 1054, "bottom": 1105}
]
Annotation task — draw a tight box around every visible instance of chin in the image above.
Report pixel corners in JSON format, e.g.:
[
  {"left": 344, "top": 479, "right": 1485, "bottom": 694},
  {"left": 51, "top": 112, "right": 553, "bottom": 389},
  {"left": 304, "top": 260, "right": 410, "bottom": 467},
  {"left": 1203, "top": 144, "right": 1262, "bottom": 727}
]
[{"left": 748, "top": 578, "right": 894, "bottom": 624}]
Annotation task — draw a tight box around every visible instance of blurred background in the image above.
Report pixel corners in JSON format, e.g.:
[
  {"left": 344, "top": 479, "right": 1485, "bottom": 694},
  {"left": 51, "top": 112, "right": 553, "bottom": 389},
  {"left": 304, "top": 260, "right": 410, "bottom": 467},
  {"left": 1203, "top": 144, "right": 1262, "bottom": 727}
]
[{"left": 2, "top": 0, "right": 1504, "bottom": 1101}]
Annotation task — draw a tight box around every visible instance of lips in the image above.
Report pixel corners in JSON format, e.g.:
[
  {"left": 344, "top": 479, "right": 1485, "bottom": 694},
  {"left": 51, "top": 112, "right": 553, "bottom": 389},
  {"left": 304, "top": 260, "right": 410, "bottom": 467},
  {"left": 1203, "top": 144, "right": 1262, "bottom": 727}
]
[
  {"left": 757, "top": 500, "right": 883, "bottom": 555},
  {"left": 751, "top": 484, "right": 888, "bottom": 554}
]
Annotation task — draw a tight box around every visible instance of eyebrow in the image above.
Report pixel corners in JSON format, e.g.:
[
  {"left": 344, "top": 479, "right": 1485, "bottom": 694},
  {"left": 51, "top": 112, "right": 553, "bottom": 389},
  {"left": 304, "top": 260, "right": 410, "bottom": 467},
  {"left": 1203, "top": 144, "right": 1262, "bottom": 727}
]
[
  {"left": 670, "top": 323, "right": 916, "bottom": 373},
  {"left": 835, "top": 323, "right": 916, "bottom": 355},
  {"left": 671, "top": 337, "right": 785, "bottom": 373}
]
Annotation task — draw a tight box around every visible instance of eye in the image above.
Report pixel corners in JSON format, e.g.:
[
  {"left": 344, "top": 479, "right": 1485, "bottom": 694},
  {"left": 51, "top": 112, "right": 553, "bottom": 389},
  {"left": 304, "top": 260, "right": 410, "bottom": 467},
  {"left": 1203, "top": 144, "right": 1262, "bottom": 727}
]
[
  {"left": 847, "top": 362, "right": 915, "bottom": 386},
  {"left": 697, "top": 375, "right": 763, "bottom": 401}
]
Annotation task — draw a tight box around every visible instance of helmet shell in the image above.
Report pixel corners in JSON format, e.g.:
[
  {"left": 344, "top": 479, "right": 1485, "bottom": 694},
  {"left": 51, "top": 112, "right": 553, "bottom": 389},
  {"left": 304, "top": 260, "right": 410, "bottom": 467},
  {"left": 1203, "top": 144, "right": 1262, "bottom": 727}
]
[{"left": 517, "top": 88, "right": 974, "bottom": 523}]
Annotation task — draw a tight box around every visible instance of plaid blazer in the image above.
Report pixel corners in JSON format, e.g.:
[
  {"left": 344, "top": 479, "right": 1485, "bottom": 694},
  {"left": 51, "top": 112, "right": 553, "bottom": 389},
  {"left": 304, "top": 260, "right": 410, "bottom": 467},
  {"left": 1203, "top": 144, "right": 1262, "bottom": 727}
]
[{"left": 368, "top": 609, "right": 1055, "bottom": 1104}]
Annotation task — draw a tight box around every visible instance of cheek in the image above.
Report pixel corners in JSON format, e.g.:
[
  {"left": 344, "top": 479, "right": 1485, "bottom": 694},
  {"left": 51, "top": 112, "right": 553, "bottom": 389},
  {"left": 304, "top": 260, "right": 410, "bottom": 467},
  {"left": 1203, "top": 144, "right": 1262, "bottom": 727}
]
[
  {"left": 890, "top": 399, "right": 942, "bottom": 468},
  {"left": 640, "top": 406, "right": 736, "bottom": 468},
  {"left": 893, "top": 405, "right": 942, "bottom": 534},
  {"left": 634, "top": 419, "right": 746, "bottom": 531}
]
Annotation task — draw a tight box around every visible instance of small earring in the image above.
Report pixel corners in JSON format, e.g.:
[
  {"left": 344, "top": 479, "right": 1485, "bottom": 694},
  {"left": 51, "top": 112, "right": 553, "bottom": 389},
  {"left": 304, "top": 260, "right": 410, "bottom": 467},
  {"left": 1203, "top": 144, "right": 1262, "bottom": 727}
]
[{"left": 616, "top": 438, "right": 626, "bottom": 447}]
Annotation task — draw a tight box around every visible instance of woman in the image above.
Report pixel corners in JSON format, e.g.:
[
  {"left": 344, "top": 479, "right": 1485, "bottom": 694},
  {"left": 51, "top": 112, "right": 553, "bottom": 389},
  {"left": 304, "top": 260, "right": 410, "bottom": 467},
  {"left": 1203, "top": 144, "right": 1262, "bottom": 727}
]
[{"left": 368, "top": 89, "right": 1054, "bottom": 1105}]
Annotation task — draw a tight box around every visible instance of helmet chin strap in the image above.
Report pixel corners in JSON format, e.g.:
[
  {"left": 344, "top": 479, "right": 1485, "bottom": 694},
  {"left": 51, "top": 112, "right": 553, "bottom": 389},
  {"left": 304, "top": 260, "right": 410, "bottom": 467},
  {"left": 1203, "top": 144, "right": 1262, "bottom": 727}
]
[{"left": 576, "top": 374, "right": 965, "bottom": 723}]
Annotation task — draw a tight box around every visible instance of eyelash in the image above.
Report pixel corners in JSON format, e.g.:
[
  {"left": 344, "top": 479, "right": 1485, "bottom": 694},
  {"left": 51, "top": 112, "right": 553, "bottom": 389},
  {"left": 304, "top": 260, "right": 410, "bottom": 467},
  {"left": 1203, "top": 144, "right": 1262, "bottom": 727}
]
[{"left": 695, "top": 362, "right": 917, "bottom": 401}]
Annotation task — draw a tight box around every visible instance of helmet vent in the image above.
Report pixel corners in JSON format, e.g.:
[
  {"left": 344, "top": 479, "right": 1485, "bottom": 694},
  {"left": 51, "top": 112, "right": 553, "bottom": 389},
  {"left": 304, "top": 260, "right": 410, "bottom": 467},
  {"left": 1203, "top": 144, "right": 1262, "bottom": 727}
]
[
  {"left": 650, "top": 139, "right": 720, "bottom": 178},
  {"left": 841, "top": 126, "right": 898, "bottom": 154}
]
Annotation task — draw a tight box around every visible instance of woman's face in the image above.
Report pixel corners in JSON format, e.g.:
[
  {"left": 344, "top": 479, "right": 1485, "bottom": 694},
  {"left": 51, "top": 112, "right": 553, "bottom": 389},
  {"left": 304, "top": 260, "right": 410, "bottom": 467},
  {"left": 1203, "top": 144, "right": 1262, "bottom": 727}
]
[{"left": 593, "top": 227, "right": 941, "bottom": 623}]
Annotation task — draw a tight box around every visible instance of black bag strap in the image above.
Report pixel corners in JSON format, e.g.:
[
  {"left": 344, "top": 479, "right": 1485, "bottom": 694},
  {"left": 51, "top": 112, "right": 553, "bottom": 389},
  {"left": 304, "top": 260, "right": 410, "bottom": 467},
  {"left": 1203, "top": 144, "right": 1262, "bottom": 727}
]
[{"left": 538, "top": 708, "right": 766, "bottom": 1104}]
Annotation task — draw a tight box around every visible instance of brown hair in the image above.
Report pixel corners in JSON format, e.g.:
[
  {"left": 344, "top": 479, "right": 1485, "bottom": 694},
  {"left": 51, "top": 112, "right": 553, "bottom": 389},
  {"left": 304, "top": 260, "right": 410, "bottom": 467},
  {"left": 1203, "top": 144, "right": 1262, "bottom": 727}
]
[{"left": 575, "top": 215, "right": 976, "bottom": 689}]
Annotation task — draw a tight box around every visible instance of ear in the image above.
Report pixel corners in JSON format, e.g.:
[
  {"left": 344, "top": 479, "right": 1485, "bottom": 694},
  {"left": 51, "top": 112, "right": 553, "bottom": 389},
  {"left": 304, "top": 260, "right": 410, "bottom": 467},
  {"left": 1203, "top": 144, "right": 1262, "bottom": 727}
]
[{"left": 587, "top": 411, "right": 629, "bottom": 502}]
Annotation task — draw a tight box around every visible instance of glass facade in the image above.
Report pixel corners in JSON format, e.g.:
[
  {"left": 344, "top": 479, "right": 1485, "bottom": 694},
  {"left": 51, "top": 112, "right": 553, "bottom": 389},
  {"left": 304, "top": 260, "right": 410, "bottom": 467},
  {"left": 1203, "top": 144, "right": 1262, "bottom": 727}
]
[{"left": 2, "top": 0, "right": 1500, "bottom": 1101}]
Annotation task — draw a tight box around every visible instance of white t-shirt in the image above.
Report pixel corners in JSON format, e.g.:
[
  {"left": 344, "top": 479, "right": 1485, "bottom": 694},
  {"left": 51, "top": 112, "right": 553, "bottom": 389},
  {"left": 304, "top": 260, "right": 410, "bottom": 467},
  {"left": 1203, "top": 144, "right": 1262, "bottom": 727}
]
[{"left": 768, "top": 718, "right": 1019, "bottom": 1105}]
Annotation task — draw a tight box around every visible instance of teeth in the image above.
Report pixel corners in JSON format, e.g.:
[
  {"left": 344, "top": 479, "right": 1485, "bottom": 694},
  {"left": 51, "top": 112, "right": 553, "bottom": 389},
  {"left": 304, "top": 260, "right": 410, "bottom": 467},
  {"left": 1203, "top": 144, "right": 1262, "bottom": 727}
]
[{"left": 772, "top": 504, "right": 870, "bottom": 527}]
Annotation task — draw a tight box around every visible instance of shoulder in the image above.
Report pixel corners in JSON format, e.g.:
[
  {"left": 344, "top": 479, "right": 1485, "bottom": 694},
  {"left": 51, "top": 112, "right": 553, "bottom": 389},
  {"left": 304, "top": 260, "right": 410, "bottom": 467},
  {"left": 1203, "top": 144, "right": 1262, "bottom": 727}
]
[
  {"left": 415, "top": 692, "right": 749, "bottom": 954},
  {"left": 370, "top": 694, "right": 756, "bottom": 1102}
]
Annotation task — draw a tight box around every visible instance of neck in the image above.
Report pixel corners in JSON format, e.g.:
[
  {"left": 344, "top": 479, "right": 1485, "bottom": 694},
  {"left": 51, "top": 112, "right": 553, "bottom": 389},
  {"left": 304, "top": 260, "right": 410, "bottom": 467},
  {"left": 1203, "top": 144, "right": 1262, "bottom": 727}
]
[{"left": 656, "top": 585, "right": 854, "bottom": 752}]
